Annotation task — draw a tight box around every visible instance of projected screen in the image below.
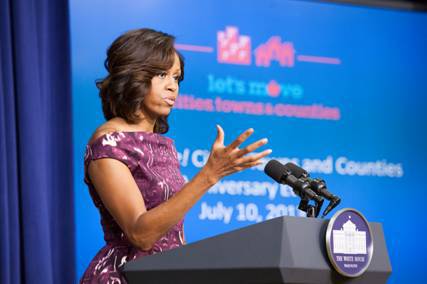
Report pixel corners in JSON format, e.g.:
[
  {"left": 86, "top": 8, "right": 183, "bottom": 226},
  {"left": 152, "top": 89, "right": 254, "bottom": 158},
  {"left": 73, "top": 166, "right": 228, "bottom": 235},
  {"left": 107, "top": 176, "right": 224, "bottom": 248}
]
[{"left": 71, "top": 0, "right": 427, "bottom": 282}]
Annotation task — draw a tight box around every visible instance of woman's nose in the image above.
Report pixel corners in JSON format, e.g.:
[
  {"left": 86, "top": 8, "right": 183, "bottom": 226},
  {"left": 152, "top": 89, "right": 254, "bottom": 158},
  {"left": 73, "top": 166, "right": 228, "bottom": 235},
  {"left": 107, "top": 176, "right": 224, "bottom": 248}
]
[{"left": 166, "top": 77, "right": 178, "bottom": 92}]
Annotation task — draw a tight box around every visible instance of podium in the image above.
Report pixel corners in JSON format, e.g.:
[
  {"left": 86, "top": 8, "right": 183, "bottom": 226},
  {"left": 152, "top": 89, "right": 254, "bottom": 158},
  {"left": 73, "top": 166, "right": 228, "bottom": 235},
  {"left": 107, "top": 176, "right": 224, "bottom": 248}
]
[{"left": 123, "top": 216, "right": 391, "bottom": 283}]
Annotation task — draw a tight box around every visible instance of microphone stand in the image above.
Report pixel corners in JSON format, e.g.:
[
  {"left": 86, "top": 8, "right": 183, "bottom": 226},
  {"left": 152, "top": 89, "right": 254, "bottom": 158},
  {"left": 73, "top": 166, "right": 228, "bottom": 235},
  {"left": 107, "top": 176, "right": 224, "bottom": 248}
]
[
  {"left": 283, "top": 174, "right": 324, "bottom": 218},
  {"left": 298, "top": 195, "right": 324, "bottom": 218}
]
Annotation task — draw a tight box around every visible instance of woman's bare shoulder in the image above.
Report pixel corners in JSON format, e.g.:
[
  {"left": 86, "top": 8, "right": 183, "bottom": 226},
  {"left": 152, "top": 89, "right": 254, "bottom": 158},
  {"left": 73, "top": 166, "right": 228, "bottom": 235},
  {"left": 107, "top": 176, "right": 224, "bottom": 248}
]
[{"left": 88, "top": 120, "right": 124, "bottom": 144}]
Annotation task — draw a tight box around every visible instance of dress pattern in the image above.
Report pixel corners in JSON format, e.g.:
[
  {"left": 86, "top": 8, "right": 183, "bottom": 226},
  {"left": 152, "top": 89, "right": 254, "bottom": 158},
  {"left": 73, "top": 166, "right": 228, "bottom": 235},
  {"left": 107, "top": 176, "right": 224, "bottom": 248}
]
[{"left": 80, "top": 131, "right": 186, "bottom": 284}]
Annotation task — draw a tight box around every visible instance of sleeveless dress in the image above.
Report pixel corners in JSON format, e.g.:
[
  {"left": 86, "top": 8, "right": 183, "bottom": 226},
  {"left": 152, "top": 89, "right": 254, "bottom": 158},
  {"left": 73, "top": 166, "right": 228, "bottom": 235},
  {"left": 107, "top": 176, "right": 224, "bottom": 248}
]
[{"left": 80, "top": 131, "right": 186, "bottom": 284}]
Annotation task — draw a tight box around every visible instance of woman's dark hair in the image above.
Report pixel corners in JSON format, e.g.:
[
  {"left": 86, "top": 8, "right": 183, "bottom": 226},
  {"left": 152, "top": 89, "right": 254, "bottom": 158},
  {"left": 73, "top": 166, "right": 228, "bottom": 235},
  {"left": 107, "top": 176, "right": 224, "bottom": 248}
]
[{"left": 96, "top": 28, "right": 184, "bottom": 134}]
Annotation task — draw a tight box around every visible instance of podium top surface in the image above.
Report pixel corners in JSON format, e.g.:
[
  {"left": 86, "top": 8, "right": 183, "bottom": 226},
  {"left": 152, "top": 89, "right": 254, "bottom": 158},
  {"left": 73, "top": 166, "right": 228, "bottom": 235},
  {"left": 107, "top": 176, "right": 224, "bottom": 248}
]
[{"left": 124, "top": 216, "right": 391, "bottom": 284}]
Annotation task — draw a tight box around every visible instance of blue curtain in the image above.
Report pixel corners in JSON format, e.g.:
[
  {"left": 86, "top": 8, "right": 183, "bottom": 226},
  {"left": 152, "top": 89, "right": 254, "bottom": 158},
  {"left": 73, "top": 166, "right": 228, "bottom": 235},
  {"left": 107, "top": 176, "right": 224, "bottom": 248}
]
[{"left": 0, "top": 0, "right": 74, "bottom": 283}]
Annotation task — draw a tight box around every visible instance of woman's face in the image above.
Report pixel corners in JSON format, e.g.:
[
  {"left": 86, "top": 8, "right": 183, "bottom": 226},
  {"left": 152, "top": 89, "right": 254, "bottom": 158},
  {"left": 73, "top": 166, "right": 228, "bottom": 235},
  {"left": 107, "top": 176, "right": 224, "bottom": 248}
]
[{"left": 141, "top": 53, "right": 181, "bottom": 119}]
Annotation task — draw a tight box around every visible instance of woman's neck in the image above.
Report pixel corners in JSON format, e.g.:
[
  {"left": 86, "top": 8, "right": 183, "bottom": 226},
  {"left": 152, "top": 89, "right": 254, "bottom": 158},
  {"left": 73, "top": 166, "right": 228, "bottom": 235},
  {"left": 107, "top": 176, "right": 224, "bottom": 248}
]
[
  {"left": 134, "top": 119, "right": 155, "bottom": 133},
  {"left": 110, "top": 116, "right": 156, "bottom": 133}
]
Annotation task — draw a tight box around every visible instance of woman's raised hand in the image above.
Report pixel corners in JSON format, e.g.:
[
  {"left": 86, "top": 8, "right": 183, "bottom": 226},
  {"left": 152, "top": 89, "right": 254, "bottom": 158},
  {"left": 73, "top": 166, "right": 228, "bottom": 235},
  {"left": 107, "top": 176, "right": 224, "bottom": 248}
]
[{"left": 202, "top": 125, "right": 272, "bottom": 184}]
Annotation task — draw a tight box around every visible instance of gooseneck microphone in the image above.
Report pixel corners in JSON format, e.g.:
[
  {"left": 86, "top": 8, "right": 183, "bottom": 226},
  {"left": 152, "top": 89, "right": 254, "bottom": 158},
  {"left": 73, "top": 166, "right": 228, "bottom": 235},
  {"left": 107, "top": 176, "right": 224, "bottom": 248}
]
[
  {"left": 264, "top": 160, "right": 323, "bottom": 203},
  {"left": 283, "top": 162, "right": 341, "bottom": 218}
]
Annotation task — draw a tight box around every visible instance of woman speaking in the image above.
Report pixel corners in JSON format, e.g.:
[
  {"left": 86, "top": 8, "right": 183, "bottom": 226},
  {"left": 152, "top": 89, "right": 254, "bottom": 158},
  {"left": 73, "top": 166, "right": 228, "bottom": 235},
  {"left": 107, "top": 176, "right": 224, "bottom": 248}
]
[{"left": 80, "top": 28, "right": 271, "bottom": 283}]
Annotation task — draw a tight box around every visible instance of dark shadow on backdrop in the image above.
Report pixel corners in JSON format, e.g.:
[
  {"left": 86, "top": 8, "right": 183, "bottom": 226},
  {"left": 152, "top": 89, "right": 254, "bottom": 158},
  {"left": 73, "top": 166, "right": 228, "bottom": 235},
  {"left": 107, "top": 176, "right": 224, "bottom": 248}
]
[{"left": 315, "top": 0, "right": 427, "bottom": 11}]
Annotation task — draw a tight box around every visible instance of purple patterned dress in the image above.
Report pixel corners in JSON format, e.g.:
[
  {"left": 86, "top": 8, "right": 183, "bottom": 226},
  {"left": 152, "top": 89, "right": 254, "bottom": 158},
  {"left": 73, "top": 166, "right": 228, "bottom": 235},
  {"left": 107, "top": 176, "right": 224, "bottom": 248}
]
[{"left": 80, "top": 131, "right": 186, "bottom": 284}]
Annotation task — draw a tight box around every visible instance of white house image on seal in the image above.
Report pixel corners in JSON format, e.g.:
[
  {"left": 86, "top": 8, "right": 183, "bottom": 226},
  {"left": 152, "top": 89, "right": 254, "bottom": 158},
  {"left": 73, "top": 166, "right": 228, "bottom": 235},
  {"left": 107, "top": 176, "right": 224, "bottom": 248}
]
[{"left": 333, "top": 217, "right": 367, "bottom": 254}]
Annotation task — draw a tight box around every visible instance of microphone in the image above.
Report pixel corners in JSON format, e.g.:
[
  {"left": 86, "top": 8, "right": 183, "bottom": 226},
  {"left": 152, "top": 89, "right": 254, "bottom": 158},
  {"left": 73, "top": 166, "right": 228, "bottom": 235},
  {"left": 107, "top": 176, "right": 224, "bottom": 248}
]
[
  {"left": 264, "top": 160, "right": 323, "bottom": 203},
  {"left": 284, "top": 162, "right": 341, "bottom": 217},
  {"left": 322, "top": 198, "right": 341, "bottom": 217},
  {"left": 284, "top": 163, "right": 337, "bottom": 199}
]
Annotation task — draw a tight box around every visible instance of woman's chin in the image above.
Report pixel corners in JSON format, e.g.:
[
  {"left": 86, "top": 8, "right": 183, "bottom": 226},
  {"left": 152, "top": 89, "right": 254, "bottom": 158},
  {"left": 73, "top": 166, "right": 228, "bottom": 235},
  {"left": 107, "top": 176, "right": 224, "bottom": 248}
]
[
  {"left": 157, "top": 107, "right": 173, "bottom": 116},
  {"left": 143, "top": 105, "right": 173, "bottom": 118}
]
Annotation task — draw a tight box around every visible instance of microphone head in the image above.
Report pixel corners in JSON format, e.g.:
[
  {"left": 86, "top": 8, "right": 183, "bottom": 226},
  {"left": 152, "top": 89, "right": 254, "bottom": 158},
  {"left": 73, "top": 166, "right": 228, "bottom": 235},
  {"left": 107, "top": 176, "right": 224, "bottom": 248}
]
[
  {"left": 284, "top": 162, "right": 308, "bottom": 178},
  {"left": 264, "top": 159, "right": 288, "bottom": 183}
]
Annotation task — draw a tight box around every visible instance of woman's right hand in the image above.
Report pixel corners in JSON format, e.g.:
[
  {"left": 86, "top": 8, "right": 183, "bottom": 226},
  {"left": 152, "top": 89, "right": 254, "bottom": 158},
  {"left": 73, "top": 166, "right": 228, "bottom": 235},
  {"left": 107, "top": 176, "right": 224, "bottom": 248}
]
[{"left": 202, "top": 125, "right": 272, "bottom": 185}]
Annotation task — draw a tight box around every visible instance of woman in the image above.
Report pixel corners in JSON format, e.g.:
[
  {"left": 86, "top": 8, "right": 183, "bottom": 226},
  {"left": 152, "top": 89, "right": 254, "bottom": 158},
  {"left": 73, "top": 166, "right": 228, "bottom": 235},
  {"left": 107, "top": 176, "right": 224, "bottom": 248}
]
[{"left": 80, "top": 28, "right": 271, "bottom": 283}]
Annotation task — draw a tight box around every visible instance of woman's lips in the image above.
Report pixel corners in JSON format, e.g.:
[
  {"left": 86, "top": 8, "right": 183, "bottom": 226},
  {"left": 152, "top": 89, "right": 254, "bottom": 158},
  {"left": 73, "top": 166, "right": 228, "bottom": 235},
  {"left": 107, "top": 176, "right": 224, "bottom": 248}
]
[{"left": 163, "top": 97, "right": 175, "bottom": 106}]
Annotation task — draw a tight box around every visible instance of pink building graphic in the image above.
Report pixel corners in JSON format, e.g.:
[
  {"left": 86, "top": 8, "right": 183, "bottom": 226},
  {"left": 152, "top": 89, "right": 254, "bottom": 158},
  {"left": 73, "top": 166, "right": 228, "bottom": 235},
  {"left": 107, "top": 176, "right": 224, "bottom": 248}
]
[
  {"left": 255, "top": 36, "right": 295, "bottom": 67},
  {"left": 217, "top": 26, "right": 251, "bottom": 65}
]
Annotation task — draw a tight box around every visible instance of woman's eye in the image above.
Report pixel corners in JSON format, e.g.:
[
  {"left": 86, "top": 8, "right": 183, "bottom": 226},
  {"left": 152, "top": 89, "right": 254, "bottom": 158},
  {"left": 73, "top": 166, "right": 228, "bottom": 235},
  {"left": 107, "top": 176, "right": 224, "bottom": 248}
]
[{"left": 158, "top": 72, "right": 167, "bottom": 79}]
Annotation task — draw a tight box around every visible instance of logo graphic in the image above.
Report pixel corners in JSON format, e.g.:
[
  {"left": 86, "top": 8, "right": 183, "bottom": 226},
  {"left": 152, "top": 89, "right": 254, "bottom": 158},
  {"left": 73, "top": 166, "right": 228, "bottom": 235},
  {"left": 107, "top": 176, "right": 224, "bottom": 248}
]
[
  {"left": 325, "top": 208, "right": 373, "bottom": 277},
  {"left": 255, "top": 36, "right": 295, "bottom": 67},
  {"left": 207, "top": 74, "right": 304, "bottom": 100},
  {"left": 266, "top": 80, "right": 281, "bottom": 97},
  {"left": 333, "top": 218, "right": 367, "bottom": 254},
  {"left": 215, "top": 26, "right": 341, "bottom": 68},
  {"left": 176, "top": 26, "right": 341, "bottom": 67},
  {"left": 174, "top": 26, "right": 343, "bottom": 121},
  {"left": 217, "top": 26, "right": 251, "bottom": 65}
]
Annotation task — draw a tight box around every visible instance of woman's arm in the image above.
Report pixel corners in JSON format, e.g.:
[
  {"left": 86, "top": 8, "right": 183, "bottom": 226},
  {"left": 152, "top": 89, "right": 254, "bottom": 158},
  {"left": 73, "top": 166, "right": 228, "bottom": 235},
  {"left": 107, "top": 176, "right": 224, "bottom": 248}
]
[{"left": 88, "top": 126, "right": 271, "bottom": 250}]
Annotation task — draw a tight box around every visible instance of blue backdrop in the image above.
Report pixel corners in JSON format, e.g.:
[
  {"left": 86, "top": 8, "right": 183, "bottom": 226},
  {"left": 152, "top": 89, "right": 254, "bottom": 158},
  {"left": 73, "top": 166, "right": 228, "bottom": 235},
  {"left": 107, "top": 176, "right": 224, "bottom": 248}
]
[{"left": 71, "top": 0, "right": 427, "bottom": 282}]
